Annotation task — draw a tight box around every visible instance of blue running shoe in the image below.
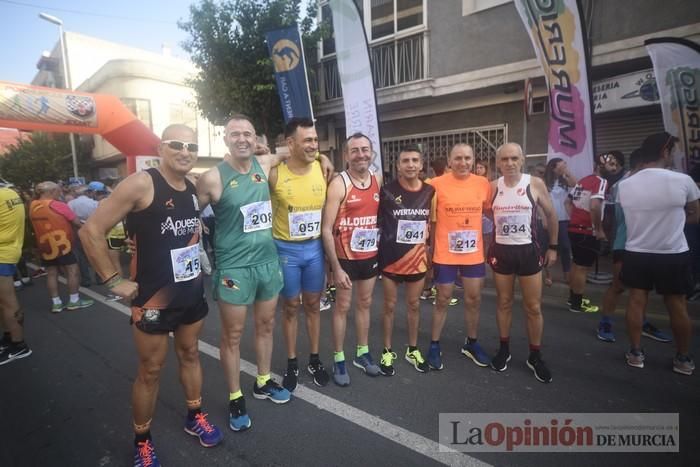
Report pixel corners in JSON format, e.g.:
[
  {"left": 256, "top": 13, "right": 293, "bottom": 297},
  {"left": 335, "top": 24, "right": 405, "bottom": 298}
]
[
  {"left": 134, "top": 439, "right": 160, "bottom": 467},
  {"left": 184, "top": 412, "right": 223, "bottom": 447},
  {"left": 642, "top": 322, "right": 672, "bottom": 343},
  {"left": 461, "top": 341, "right": 490, "bottom": 367},
  {"left": 253, "top": 379, "right": 291, "bottom": 404},
  {"left": 332, "top": 361, "right": 351, "bottom": 386},
  {"left": 427, "top": 343, "right": 443, "bottom": 370},
  {"left": 597, "top": 320, "right": 615, "bottom": 342},
  {"left": 229, "top": 397, "right": 251, "bottom": 432},
  {"left": 352, "top": 353, "right": 381, "bottom": 376}
]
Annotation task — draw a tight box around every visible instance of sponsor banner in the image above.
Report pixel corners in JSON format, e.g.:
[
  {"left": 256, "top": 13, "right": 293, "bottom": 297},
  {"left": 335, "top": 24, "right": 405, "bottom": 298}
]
[
  {"left": 646, "top": 37, "right": 700, "bottom": 174},
  {"left": 514, "top": 0, "right": 594, "bottom": 179},
  {"left": 592, "top": 69, "right": 659, "bottom": 114},
  {"left": 439, "top": 413, "right": 679, "bottom": 452},
  {"left": 265, "top": 26, "right": 314, "bottom": 122},
  {"left": 329, "top": 0, "right": 383, "bottom": 174},
  {"left": 0, "top": 82, "right": 98, "bottom": 128},
  {"left": 134, "top": 155, "right": 161, "bottom": 172}
]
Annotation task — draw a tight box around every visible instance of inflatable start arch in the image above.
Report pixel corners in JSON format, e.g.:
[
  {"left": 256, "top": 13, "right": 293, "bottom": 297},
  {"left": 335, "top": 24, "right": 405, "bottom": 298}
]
[{"left": 0, "top": 81, "right": 160, "bottom": 174}]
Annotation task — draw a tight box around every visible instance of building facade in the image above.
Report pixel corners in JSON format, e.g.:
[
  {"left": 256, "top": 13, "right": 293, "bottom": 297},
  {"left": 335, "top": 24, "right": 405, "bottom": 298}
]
[
  {"left": 313, "top": 0, "right": 700, "bottom": 176},
  {"left": 32, "top": 32, "right": 227, "bottom": 179}
]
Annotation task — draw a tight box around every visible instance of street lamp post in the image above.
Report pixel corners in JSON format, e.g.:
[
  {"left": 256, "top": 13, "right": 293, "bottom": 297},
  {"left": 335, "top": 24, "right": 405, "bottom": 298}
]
[{"left": 39, "top": 12, "right": 79, "bottom": 179}]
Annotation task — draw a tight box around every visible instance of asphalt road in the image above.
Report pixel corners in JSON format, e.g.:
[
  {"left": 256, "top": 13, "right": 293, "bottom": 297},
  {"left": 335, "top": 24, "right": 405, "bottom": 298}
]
[{"left": 1, "top": 273, "right": 698, "bottom": 467}]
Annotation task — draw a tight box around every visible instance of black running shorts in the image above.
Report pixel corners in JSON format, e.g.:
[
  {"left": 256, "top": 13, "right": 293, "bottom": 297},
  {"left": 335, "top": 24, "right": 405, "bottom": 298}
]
[
  {"left": 568, "top": 232, "right": 599, "bottom": 267},
  {"left": 487, "top": 243, "right": 542, "bottom": 276},
  {"left": 338, "top": 257, "right": 379, "bottom": 281},
  {"left": 130, "top": 299, "right": 209, "bottom": 334},
  {"left": 621, "top": 251, "right": 692, "bottom": 295}
]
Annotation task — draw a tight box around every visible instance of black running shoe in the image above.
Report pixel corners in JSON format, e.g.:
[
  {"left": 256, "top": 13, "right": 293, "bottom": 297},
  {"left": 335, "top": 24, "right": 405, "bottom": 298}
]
[
  {"left": 491, "top": 348, "right": 511, "bottom": 372},
  {"left": 282, "top": 364, "right": 299, "bottom": 392},
  {"left": 526, "top": 356, "right": 552, "bottom": 383},
  {"left": 307, "top": 360, "right": 330, "bottom": 387}
]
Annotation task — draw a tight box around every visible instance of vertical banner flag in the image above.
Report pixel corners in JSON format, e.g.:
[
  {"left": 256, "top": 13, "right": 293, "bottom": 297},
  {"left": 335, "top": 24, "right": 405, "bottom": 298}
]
[
  {"left": 329, "top": 0, "right": 382, "bottom": 174},
  {"left": 514, "top": 0, "right": 594, "bottom": 179},
  {"left": 645, "top": 37, "right": 700, "bottom": 174},
  {"left": 266, "top": 26, "right": 314, "bottom": 122}
]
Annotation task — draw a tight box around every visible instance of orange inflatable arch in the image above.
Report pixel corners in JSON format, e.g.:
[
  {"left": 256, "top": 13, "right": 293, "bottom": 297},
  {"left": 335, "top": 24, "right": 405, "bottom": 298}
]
[{"left": 0, "top": 81, "right": 160, "bottom": 174}]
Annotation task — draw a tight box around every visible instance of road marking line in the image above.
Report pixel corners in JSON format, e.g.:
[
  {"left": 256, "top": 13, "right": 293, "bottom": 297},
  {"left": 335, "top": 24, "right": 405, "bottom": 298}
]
[{"left": 61, "top": 279, "right": 490, "bottom": 467}]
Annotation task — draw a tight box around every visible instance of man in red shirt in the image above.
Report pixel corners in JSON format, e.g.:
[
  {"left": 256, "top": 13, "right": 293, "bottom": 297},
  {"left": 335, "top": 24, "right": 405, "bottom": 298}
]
[
  {"left": 566, "top": 158, "right": 608, "bottom": 313},
  {"left": 29, "top": 181, "right": 94, "bottom": 313}
]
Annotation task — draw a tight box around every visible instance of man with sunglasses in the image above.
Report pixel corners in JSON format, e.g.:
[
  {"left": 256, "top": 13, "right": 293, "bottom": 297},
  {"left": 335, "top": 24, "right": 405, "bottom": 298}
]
[{"left": 80, "top": 124, "right": 222, "bottom": 467}]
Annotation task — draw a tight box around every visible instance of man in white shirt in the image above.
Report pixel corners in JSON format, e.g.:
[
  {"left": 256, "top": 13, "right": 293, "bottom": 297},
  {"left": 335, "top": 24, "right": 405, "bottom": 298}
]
[{"left": 618, "top": 132, "right": 700, "bottom": 375}]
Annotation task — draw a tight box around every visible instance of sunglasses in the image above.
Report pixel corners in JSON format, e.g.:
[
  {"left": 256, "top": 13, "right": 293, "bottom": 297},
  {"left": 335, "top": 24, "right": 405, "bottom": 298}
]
[{"left": 162, "top": 140, "right": 199, "bottom": 152}]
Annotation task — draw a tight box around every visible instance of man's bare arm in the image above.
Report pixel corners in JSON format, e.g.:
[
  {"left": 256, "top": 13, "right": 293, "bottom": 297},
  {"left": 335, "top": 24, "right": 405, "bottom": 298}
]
[{"left": 80, "top": 172, "right": 151, "bottom": 282}]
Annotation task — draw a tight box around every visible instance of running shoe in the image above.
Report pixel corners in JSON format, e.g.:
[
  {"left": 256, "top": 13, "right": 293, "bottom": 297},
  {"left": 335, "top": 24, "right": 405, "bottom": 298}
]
[
  {"left": 229, "top": 397, "right": 251, "bottom": 432},
  {"left": 569, "top": 300, "right": 599, "bottom": 313},
  {"left": 282, "top": 364, "right": 299, "bottom": 392},
  {"left": 526, "top": 355, "right": 553, "bottom": 383},
  {"left": 105, "top": 294, "right": 123, "bottom": 302},
  {"left": 461, "top": 341, "right": 490, "bottom": 367},
  {"left": 490, "top": 348, "right": 511, "bottom": 372},
  {"left": 31, "top": 268, "right": 47, "bottom": 278},
  {"left": 332, "top": 361, "right": 350, "bottom": 387},
  {"left": 184, "top": 412, "right": 223, "bottom": 447},
  {"left": 405, "top": 348, "right": 429, "bottom": 373},
  {"left": 427, "top": 342, "right": 443, "bottom": 370},
  {"left": 66, "top": 298, "right": 94, "bottom": 311},
  {"left": 0, "top": 343, "right": 32, "bottom": 366},
  {"left": 0, "top": 335, "right": 9, "bottom": 353},
  {"left": 642, "top": 322, "right": 672, "bottom": 343},
  {"left": 625, "top": 349, "right": 645, "bottom": 369},
  {"left": 13, "top": 280, "right": 22, "bottom": 289},
  {"left": 420, "top": 286, "right": 436, "bottom": 301},
  {"left": 432, "top": 296, "right": 460, "bottom": 306},
  {"left": 307, "top": 360, "right": 330, "bottom": 387},
  {"left": 320, "top": 296, "right": 332, "bottom": 311},
  {"left": 133, "top": 439, "right": 160, "bottom": 467},
  {"left": 597, "top": 320, "right": 615, "bottom": 342},
  {"left": 566, "top": 297, "right": 592, "bottom": 307},
  {"left": 253, "top": 379, "right": 291, "bottom": 404},
  {"left": 326, "top": 284, "right": 336, "bottom": 303},
  {"left": 352, "top": 353, "right": 382, "bottom": 376},
  {"left": 672, "top": 354, "right": 695, "bottom": 376},
  {"left": 51, "top": 302, "right": 64, "bottom": 313},
  {"left": 379, "top": 350, "right": 397, "bottom": 376}
]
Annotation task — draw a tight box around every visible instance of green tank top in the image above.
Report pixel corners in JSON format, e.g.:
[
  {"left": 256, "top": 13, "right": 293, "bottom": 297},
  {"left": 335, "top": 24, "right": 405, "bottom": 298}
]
[{"left": 213, "top": 158, "right": 277, "bottom": 268}]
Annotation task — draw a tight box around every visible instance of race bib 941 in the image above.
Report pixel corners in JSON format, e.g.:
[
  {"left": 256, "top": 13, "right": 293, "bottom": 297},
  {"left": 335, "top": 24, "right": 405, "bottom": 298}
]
[
  {"left": 396, "top": 219, "right": 426, "bottom": 244},
  {"left": 240, "top": 200, "right": 272, "bottom": 233}
]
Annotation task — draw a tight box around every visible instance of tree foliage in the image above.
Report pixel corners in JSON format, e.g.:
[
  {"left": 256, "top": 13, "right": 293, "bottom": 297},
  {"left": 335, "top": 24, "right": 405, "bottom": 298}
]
[
  {"left": 0, "top": 133, "right": 88, "bottom": 189},
  {"left": 180, "top": 0, "right": 323, "bottom": 142}
]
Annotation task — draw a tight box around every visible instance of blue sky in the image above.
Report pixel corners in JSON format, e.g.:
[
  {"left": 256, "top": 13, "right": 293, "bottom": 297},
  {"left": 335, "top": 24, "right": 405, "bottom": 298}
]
[{"left": 1, "top": 0, "right": 206, "bottom": 84}]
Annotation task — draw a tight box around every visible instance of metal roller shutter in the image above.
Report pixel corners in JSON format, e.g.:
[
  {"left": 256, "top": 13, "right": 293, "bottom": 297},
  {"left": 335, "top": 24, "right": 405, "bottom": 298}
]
[{"left": 594, "top": 110, "right": 664, "bottom": 159}]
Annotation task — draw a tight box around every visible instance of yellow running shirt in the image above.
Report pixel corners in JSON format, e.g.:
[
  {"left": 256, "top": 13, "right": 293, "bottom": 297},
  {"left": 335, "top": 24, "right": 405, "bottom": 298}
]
[
  {"left": 429, "top": 173, "right": 492, "bottom": 265},
  {"left": 0, "top": 187, "right": 25, "bottom": 264},
  {"left": 271, "top": 161, "right": 327, "bottom": 241}
]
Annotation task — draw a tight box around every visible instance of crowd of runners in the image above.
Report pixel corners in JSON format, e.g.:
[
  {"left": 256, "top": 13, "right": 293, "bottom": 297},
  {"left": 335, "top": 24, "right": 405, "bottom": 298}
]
[{"left": 1, "top": 115, "right": 697, "bottom": 467}]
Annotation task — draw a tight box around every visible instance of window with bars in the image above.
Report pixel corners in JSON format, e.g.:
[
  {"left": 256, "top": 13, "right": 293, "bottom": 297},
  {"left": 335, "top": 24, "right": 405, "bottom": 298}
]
[{"left": 380, "top": 124, "right": 508, "bottom": 178}]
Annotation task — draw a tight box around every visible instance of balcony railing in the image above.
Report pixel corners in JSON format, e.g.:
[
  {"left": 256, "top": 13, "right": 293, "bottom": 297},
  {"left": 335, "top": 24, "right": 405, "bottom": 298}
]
[{"left": 315, "top": 32, "right": 425, "bottom": 102}]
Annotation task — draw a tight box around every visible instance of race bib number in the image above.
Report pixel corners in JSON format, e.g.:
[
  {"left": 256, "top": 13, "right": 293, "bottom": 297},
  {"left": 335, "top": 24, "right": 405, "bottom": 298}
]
[
  {"left": 240, "top": 200, "right": 272, "bottom": 233},
  {"left": 448, "top": 230, "right": 478, "bottom": 254},
  {"left": 170, "top": 244, "right": 200, "bottom": 282},
  {"left": 350, "top": 228, "right": 379, "bottom": 252},
  {"left": 396, "top": 219, "right": 426, "bottom": 244},
  {"left": 289, "top": 210, "right": 322, "bottom": 239},
  {"left": 496, "top": 214, "right": 529, "bottom": 239}
]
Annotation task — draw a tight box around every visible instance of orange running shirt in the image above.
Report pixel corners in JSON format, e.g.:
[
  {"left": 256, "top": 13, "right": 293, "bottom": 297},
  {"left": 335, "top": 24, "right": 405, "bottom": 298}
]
[
  {"left": 429, "top": 173, "right": 492, "bottom": 265},
  {"left": 29, "top": 199, "right": 74, "bottom": 260},
  {"left": 332, "top": 171, "right": 380, "bottom": 260}
]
